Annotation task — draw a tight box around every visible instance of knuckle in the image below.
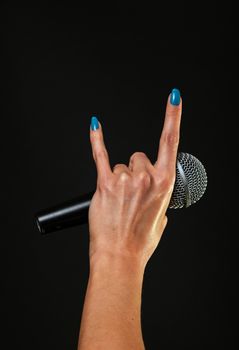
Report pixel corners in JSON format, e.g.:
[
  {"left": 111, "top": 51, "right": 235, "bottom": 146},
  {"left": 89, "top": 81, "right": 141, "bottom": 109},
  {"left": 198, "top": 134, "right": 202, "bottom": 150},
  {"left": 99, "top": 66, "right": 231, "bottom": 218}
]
[
  {"left": 97, "top": 180, "right": 112, "bottom": 193},
  {"left": 135, "top": 171, "right": 151, "bottom": 187},
  {"left": 167, "top": 110, "right": 178, "bottom": 118},
  {"left": 155, "top": 174, "right": 174, "bottom": 192},
  {"left": 160, "top": 132, "right": 179, "bottom": 148},
  {"left": 161, "top": 177, "right": 171, "bottom": 190},
  {"left": 130, "top": 151, "right": 147, "bottom": 162},
  {"left": 118, "top": 172, "right": 131, "bottom": 183},
  {"left": 167, "top": 105, "right": 181, "bottom": 118},
  {"left": 113, "top": 164, "right": 125, "bottom": 171},
  {"left": 95, "top": 148, "right": 108, "bottom": 160}
]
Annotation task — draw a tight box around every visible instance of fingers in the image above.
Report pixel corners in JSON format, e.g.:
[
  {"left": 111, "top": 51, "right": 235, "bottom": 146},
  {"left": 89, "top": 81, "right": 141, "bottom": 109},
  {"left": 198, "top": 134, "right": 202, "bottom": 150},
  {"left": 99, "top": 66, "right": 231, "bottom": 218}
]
[
  {"left": 113, "top": 164, "right": 131, "bottom": 175},
  {"left": 155, "top": 88, "right": 182, "bottom": 176},
  {"left": 113, "top": 151, "right": 153, "bottom": 177},
  {"left": 128, "top": 152, "right": 154, "bottom": 174},
  {"left": 89, "top": 89, "right": 182, "bottom": 190},
  {"left": 90, "top": 116, "right": 113, "bottom": 184}
]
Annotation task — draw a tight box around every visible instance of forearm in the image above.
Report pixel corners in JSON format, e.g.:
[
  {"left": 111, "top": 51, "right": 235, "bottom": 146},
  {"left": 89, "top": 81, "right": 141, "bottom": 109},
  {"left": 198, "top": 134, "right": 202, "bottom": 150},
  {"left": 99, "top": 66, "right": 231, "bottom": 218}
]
[{"left": 77, "top": 252, "right": 146, "bottom": 350}]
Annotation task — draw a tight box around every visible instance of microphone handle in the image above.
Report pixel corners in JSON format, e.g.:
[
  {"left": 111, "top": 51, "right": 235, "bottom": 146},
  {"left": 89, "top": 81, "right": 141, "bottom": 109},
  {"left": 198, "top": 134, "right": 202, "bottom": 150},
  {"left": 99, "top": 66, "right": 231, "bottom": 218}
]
[{"left": 35, "top": 191, "right": 95, "bottom": 234}]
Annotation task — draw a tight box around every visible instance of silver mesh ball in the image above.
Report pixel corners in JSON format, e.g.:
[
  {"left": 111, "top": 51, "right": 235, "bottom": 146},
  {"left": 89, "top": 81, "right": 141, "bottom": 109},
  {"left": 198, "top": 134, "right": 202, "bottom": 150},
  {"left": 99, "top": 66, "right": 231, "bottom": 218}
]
[{"left": 169, "top": 152, "right": 207, "bottom": 209}]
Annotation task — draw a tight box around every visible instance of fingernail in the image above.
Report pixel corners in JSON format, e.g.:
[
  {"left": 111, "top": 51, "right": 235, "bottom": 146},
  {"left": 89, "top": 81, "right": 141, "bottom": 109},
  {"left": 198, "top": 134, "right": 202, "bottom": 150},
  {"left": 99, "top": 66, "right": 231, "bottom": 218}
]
[
  {"left": 170, "top": 88, "right": 181, "bottom": 106},
  {"left": 91, "top": 115, "right": 99, "bottom": 131}
]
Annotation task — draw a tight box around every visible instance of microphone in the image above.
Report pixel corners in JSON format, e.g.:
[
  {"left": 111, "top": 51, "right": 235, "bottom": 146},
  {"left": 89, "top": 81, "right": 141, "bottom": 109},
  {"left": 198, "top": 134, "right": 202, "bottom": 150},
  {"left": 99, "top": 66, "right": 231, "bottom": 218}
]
[{"left": 35, "top": 152, "right": 207, "bottom": 234}]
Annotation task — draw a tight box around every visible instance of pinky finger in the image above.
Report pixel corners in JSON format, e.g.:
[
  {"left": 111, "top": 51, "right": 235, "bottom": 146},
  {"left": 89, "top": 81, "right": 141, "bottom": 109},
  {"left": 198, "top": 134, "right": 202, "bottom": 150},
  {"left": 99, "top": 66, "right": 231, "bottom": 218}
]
[{"left": 89, "top": 117, "right": 113, "bottom": 185}]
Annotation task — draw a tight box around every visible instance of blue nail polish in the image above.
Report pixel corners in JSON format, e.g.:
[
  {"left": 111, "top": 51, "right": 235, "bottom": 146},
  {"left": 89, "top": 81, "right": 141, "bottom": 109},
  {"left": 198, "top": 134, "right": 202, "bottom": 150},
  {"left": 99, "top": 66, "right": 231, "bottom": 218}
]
[
  {"left": 91, "top": 116, "right": 99, "bottom": 131},
  {"left": 170, "top": 88, "right": 181, "bottom": 106}
]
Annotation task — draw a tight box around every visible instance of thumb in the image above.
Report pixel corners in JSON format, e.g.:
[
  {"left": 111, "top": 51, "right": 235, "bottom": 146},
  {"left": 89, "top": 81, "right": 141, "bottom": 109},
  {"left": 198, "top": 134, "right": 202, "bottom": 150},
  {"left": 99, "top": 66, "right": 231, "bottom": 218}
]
[{"left": 89, "top": 116, "right": 112, "bottom": 184}]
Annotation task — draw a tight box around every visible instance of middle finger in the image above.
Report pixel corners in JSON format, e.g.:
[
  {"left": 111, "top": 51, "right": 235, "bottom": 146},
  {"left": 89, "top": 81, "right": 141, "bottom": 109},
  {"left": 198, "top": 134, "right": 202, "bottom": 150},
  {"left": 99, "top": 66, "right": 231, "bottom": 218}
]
[
  {"left": 113, "top": 164, "right": 131, "bottom": 175},
  {"left": 128, "top": 152, "right": 154, "bottom": 174}
]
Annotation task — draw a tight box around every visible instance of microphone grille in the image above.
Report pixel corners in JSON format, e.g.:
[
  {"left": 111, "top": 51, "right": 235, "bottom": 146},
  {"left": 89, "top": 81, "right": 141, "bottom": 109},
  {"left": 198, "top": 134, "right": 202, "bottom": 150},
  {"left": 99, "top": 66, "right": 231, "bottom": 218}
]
[{"left": 169, "top": 152, "right": 208, "bottom": 209}]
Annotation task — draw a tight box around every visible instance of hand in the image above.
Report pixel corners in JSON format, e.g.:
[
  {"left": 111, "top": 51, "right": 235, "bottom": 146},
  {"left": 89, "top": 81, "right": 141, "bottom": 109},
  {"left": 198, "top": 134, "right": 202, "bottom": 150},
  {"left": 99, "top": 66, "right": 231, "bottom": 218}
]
[{"left": 88, "top": 89, "right": 182, "bottom": 268}]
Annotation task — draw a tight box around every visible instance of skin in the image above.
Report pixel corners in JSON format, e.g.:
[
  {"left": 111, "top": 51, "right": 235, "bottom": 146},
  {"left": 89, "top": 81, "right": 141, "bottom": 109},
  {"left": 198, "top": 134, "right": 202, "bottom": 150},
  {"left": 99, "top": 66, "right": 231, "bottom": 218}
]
[{"left": 77, "top": 93, "right": 182, "bottom": 349}]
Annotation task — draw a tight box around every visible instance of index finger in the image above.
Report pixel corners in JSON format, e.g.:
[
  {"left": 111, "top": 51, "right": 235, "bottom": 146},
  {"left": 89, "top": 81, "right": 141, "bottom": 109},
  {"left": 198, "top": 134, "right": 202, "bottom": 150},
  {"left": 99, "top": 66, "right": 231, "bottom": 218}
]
[{"left": 155, "top": 88, "right": 182, "bottom": 175}]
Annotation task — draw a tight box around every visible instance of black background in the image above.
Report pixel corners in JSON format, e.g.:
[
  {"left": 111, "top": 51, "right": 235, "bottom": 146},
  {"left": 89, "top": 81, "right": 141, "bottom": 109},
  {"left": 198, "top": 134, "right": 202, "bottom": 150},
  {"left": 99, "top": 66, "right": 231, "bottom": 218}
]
[{"left": 1, "top": 2, "right": 238, "bottom": 349}]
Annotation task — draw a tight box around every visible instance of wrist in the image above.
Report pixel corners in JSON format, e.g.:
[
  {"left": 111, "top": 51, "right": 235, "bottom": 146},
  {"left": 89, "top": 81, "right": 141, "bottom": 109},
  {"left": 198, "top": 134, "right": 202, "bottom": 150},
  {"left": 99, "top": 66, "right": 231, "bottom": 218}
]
[{"left": 89, "top": 250, "right": 146, "bottom": 278}]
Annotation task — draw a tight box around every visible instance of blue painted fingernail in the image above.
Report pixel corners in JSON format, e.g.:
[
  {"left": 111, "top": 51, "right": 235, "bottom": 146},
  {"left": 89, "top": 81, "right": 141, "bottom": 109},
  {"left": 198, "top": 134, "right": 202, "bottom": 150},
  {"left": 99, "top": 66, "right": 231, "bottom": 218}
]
[
  {"left": 91, "top": 115, "right": 99, "bottom": 131},
  {"left": 170, "top": 88, "right": 181, "bottom": 106}
]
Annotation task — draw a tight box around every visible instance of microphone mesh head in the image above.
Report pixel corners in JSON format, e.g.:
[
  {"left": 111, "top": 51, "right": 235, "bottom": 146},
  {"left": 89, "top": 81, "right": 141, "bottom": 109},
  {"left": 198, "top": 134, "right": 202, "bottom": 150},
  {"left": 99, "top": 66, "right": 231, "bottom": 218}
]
[{"left": 169, "top": 152, "right": 207, "bottom": 209}]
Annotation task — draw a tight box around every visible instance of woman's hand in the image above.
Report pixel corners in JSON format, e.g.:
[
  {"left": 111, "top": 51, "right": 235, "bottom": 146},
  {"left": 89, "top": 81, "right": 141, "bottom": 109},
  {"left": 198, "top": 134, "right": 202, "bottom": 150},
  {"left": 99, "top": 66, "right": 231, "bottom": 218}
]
[{"left": 88, "top": 89, "right": 182, "bottom": 268}]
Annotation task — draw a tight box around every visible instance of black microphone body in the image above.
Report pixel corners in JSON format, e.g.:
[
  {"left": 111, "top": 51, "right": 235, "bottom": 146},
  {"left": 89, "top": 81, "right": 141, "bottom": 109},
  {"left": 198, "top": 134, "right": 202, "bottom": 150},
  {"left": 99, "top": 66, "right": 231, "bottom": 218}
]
[
  {"left": 36, "top": 191, "right": 95, "bottom": 234},
  {"left": 35, "top": 152, "right": 207, "bottom": 234}
]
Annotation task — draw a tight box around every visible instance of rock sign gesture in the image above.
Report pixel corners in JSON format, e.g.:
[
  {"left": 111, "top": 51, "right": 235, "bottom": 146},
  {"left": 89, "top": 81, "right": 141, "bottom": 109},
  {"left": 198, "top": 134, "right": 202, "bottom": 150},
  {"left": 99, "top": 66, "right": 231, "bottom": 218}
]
[{"left": 88, "top": 88, "right": 182, "bottom": 268}]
